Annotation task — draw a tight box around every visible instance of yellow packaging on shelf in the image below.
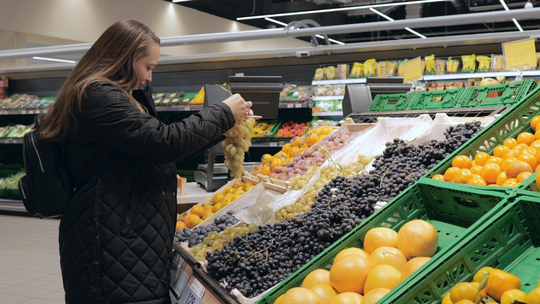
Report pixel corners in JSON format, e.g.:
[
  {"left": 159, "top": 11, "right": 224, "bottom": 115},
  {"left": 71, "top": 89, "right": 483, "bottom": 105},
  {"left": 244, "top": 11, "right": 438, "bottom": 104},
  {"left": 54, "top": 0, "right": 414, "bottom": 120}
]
[
  {"left": 477, "top": 55, "right": 491, "bottom": 73},
  {"left": 314, "top": 68, "right": 325, "bottom": 81},
  {"left": 386, "top": 61, "right": 397, "bottom": 77},
  {"left": 425, "top": 55, "right": 436, "bottom": 75},
  {"left": 325, "top": 66, "right": 337, "bottom": 80},
  {"left": 435, "top": 60, "right": 446, "bottom": 75},
  {"left": 376, "top": 61, "right": 386, "bottom": 77},
  {"left": 363, "top": 59, "right": 376, "bottom": 77},
  {"left": 350, "top": 62, "right": 364, "bottom": 78},
  {"left": 189, "top": 86, "right": 205, "bottom": 105},
  {"left": 461, "top": 54, "right": 476, "bottom": 73},
  {"left": 491, "top": 55, "right": 504, "bottom": 72},
  {"left": 397, "top": 59, "right": 408, "bottom": 76},
  {"left": 447, "top": 57, "right": 460, "bottom": 73},
  {"left": 537, "top": 52, "right": 540, "bottom": 67},
  {"left": 421, "top": 61, "right": 426, "bottom": 73}
]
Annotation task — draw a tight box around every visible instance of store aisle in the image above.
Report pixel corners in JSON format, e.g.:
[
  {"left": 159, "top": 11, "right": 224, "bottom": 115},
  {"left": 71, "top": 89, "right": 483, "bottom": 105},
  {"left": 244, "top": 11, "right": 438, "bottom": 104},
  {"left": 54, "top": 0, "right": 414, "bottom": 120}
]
[{"left": 0, "top": 214, "right": 64, "bottom": 304}]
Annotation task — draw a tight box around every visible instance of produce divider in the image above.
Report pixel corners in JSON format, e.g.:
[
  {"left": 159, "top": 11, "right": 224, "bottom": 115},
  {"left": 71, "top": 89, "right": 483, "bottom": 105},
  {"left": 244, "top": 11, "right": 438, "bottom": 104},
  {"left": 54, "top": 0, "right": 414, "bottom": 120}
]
[{"left": 255, "top": 178, "right": 512, "bottom": 304}]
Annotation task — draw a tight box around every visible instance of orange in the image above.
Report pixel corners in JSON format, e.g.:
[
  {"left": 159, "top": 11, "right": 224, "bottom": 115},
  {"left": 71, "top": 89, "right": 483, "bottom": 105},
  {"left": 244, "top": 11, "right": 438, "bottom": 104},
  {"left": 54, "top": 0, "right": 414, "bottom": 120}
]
[
  {"left": 493, "top": 145, "right": 510, "bottom": 158},
  {"left": 496, "top": 171, "right": 508, "bottom": 186},
  {"left": 504, "top": 138, "right": 518, "bottom": 149},
  {"left": 445, "top": 167, "right": 461, "bottom": 182},
  {"left": 501, "top": 157, "right": 518, "bottom": 171},
  {"left": 521, "top": 147, "right": 538, "bottom": 157},
  {"left": 400, "top": 257, "right": 431, "bottom": 282},
  {"left": 289, "top": 147, "right": 300, "bottom": 158},
  {"left": 432, "top": 174, "right": 445, "bottom": 181},
  {"left": 470, "top": 165, "right": 482, "bottom": 175},
  {"left": 367, "top": 246, "right": 407, "bottom": 271},
  {"left": 363, "top": 227, "right": 398, "bottom": 254},
  {"left": 211, "top": 203, "right": 222, "bottom": 213},
  {"left": 505, "top": 160, "right": 533, "bottom": 178},
  {"left": 262, "top": 154, "right": 273, "bottom": 165},
  {"left": 329, "top": 255, "right": 371, "bottom": 294},
  {"left": 212, "top": 193, "right": 224, "bottom": 204},
  {"left": 274, "top": 295, "right": 284, "bottom": 304},
  {"left": 486, "top": 269, "right": 522, "bottom": 301},
  {"left": 519, "top": 153, "right": 538, "bottom": 169},
  {"left": 328, "top": 292, "right": 362, "bottom": 304},
  {"left": 454, "top": 301, "right": 475, "bottom": 304},
  {"left": 305, "top": 134, "right": 320, "bottom": 147},
  {"left": 532, "top": 115, "right": 540, "bottom": 131},
  {"left": 364, "top": 265, "right": 401, "bottom": 294},
  {"left": 302, "top": 269, "right": 331, "bottom": 289},
  {"left": 454, "top": 169, "right": 473, "bottom": 184},
  {"left": 184, "top": 214, "right": 201, "bottom": 229},
  {"left": 474, "top": 152, "right": 491, "bottom": 166},
  {"left": 531, "top": 140, "right": 540, "bottom": 150},
  {"left": 470, "top": 282, "right": 480, "bottom": 288},
  {"left": 467, "top": 178, "right": 487, "bottom": 186},
  {"left": 310, "top": 284, "right": 338, "bottom": 304},
  {"left": 271, "top": 158, "right": 283, "bottom": 168},
  {"left": 486, "top": 156, "right": 502, "bottom": 166},
  {"left": 290, "top": 137, "right": 302, "bottom": 148},
  {"left": 450, "top": 282, "right": 480, "bottom": 303},
  {"left": 505, "top": 149, "right": 521, "bottom": 158},
  {"left": 471, "top": 160, "right": 476, "bottom": 166},
  {"left": 537, "top": 171, "right": 540, "bottom": 189},
  {"left": 528, "top": 287, "right": 540, "bottom": 304},
  {"left": 500, "top": 289, "right": 527, "bottom": 304},
  {"left": 281, "top": 287, "right": 321, "bottom": 304},
  {"left": 518, "top": 132, "right": 536, "bottom": 145},
  {"left": 334, "top": 248, "right": 370, "bottom": 264},
  {"left": 481, "top": 163, "right": 502, "bottom": 184},
  {"left": 441, "top": 293, "right": 453, "bottom": 304},
  {"left": 502, "top": 178, "right": 519, "bottom": 187},
  {"left": 397, "top": 220, "right": 438, "bottom": 259},
  {"left": 517, "top": 171, "right": 533, "bottom": 183},
  {"left": 261, "top": 166, "right": 272, "bottom": 175},
  {"left": 452, "top": 155, "right": 472, "bottom": 169},
  {"left": 473, "top": 266, "right": 493, "bottom": 283},
  {"left": 536, "top": 129, "right": 540, "bottom": 140},
  {"left": 191, "top": 205, "right": 205, "bottom": 217},
  {"left": 321, "top": 126, "right": 334, "bottom": 136},
  {"left": 176, "top": 221, "right": 186, "bottom": 231},
  {"left": 362, "top": 288, "right": 391, "bottom": 304},
  {"left": 202, "top": 210, "right": 214, "bottom": 220}
]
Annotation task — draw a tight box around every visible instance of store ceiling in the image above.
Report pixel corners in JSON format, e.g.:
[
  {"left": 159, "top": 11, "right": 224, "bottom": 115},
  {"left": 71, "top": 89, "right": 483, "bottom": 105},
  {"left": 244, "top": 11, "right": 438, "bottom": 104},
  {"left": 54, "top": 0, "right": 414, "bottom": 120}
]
[{"left": 167, "top": 0, "right": 540, "bottom": 44}]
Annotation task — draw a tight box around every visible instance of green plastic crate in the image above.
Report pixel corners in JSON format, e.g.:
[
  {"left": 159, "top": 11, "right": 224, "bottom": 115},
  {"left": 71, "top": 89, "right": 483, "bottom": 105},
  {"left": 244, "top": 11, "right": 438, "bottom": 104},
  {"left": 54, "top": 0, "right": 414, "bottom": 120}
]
[
  {"left": 516, "top": 170, "right": 540, "bottom": 198},
  {"left": 273, "top": 111, "right": 312, "bottom": 140},
  {"left": 408, "top": 88, "right": 466, "bottom": 110},
  {"left": 458, "top": 80, "right": 537, "bottom": 108},
  {"left": 388, "top": 195, "right": 540, "bottom": 304},
  {"left": 368, "top": 93, "right": 417, "bottom": 112},
  {"left": 427, "top": 86, "right": 540, "bottom": 179},
  {"left": 255, "top": 178, "right": 510, "bottom": 304}
]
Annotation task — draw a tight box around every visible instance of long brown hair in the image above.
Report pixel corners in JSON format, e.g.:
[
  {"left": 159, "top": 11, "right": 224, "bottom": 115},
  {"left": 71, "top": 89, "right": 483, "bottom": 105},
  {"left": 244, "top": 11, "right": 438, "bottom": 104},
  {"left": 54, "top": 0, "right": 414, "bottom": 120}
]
[{"left": 40, "top": 20, "right": 160, "bottom": 143}]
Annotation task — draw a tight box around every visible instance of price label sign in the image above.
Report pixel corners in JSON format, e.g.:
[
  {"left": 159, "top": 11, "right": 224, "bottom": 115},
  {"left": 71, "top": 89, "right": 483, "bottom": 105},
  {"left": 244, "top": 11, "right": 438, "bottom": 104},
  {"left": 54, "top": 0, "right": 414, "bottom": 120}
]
[
  {"left": 503, "top": 39, "right": 537, "bottom": 71},
  {"left": 178, "top": 286, "right": 205, "bottom": 304},
  {"left": 403, "top": 56, "right": 423, "bottom": 84}
]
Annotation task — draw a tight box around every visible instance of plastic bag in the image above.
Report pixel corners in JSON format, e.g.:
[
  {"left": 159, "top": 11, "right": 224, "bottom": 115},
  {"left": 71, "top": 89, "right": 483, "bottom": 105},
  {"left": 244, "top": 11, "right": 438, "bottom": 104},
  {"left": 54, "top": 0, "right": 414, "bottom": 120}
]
[
  {"left": 364, "top": 59, "right": 376, "bottom": 77},
  {"left": 447, "top": 57, "right": 460, "bottom": 73},
  {"left": 376, "top": 61, "right": 386, "bottom": 77},
  {"left": 397, "top": 59, "right": 408, "bottom": 77},
  {"left": 436, "top": 60, "right": 446, "bottom": 75},
  {"left": 337, "top": 64, "right": 349, "bottom": 79},
  {"left": 425, "top": 55, "right": 436, "bottom": 75},
  {"left": 386, "top": 61, "right": 397, "bottom": 77},
  {"left": 491, "top": 55, "right": 504, "bottom": 72},
  {"left": 315, "top": 100, "right": 336, "bottom": 112},
  {"left": 461, "top": 54, "right": 476, "bottom": 73},
  {"left": 314, "top": 68, "right": 325, "bottom": 81},
  {"left": 477, "top": 56, "right": 491, "bottom": 73},
  {"left": 325, "top": 66, "right": 337, "bottom": 80},
  {"left": 350, "top": 62, "right": 364, "bottom": 78}
]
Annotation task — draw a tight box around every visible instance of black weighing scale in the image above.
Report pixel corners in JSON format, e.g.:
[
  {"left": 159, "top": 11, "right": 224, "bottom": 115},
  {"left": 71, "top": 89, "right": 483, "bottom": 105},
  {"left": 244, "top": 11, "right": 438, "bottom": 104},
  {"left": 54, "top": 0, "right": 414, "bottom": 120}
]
[{"left": 194, "top": 76, "right": 282, "bottom": 192}]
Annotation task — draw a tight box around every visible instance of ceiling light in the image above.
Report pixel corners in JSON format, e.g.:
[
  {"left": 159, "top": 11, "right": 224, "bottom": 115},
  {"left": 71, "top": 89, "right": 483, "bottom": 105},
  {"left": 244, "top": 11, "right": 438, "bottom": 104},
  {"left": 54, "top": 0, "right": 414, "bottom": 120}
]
[
  {"left": 513, "top": 18, "right": 524, "bottom": 31},
  {"left": 172, "top": 0, "right": 194, "bottom": 2},
  {"left": 265, "top": 17, "right": 345, "bottom": 44},
  {"left": 525, "top": 0, "right": 533, "bottom": 8},
  {"left": 499, "top": 0, "right": 510, "bottom": 11},
  {"left": 370, "top": 8, "right": 395, "bottom": 21},
  {"left": 238, "top": 0, "right": 448, "bottom": 21},
  {"left": 405, "top": 27, "right": 427, "bottom": 39},
  {"left": 32, "top": 57, "right": 76, "bottom": 64}
]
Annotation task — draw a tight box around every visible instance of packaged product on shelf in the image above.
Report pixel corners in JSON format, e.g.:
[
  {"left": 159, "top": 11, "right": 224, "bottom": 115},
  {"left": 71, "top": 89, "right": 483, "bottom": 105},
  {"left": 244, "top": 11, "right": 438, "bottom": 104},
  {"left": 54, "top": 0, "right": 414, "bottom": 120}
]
[
  {"left": 435, "top": 60, "right": 446, "bottom": 75},
  {"left": 280, "top": 83, "right": 297, "bottom": 101},
  {"left": 376, "top": 61, "right": 386, "bottom": 77},
  {"left": 479, "top": 78, "right": 500, "bottom": 86},
  {"left": 350, "top": 62, "right": 364, "bottom": 78},
  {"left": 447, "top": 57, "right": 460, "bottom": 73},
  {"left": 425, "top": 55, "right": 436, "bottom": 75},
  {"left": 189, "top": 87, "right": 205, "bottom": 105},
  {"left": 363, "top": 59, "right": 376, "bottom": 77},
  {"left": 386, "top": 61, "right": 397, "bottom": 77},
  {"left": 0, "top": 76, "right": 7, "bottom": 100},
  {"left": 331, "top": 85, "right": 345, "bottom": 96},
  {"left": 537, "top": 52, "right": 540, "bottom": 68},
  {"left": 461, "top": 54, "right": 476, "bottom": 73},
  {"left": 0, "top": 171, "right": 24, "bottom": 192},
  {"left": 315, "top": 85, "right": 330, "bottom": 96},
  {"left": 397, "top": 59, "right": 408, "bottom": 76},
  {"left": 314, "top": 67, "right": 325, "bottom": 81},
  {"left": 421, "top": 60, "right": 426, "bottom": 74},
  {"left": 162, "top": 98, "right": 171, "bottom": 106},
  {"left": 315, "top": 99, "right": 337, "bottom": 112},
  {"left": 334, "top": 100, "right": 343, "bottom": 111},
  {"left": 491, "top": 54, "right": 504, "bottom": 72},
  {"left": 477, "top": 55, "right": 491, "bottom": 72},
  {"left": 337, "top": 64, "right": 349, "bottom": 79},
  {"left": 325, "top": 66, "right": 337, "bottom": 80}
]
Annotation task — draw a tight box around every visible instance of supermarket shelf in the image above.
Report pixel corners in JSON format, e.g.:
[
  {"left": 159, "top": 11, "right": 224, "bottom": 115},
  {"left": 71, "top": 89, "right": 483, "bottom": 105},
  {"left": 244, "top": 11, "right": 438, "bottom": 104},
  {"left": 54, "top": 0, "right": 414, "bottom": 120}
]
[
  {"left": 0, "top": 109, "right": 47, "bottom": 115},
  {"left": 312, "top": 79, "right": 366, "bottom": 85},
  {"left": 279, "top": 103, "right": 309, "bottom": 109},
  {"left": 0, "top": 138, "right": 24, "bottom": 144},
  {"left": 423, "top": 70, "right": 540, "bottom": 81},
  {"left": 315, "top": 111, "right": 344, "bottom": 117},
  {"left": 250, "top": 141, "right": 287, "bottom": 148},
  {"left": 312, "top": 96, "right": 344, "bottom": 101},
  {"left": 0, "top": 198, "right": 26, "bottom": 213},
  {"left": 155, "top": 105, "right": 203, "bottom": 112}
]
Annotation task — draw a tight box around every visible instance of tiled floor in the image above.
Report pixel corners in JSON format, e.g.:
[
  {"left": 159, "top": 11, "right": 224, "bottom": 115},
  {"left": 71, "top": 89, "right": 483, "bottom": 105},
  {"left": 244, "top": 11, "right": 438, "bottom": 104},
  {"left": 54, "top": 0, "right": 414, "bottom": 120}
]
[{"left": 0, "top": 214, "right": 64, "bottom": 304}]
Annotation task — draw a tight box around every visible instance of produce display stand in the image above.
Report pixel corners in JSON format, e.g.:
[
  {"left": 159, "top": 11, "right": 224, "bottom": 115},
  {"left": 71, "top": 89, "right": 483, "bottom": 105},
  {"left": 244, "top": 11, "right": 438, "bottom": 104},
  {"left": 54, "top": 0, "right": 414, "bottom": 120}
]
[
  {"left": 458, "top": 80, "right": 538, "bottom": 108},
  {"left": 368, "top": 92, "right": 417, "bottom": 112},
  {"left": 407, "top": 88, "right": 467, "bottom": 110},
  {"left": 256, "top": 178, "right": 512, "bottom": 304}
]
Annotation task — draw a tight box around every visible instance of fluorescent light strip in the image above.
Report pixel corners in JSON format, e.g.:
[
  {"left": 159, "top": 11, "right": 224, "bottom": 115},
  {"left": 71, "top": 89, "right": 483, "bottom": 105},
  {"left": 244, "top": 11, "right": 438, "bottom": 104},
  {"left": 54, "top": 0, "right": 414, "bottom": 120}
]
[
  {"left": 172, "top": 0, "right": 194, "bottom": 2},
  {"left": 513, "top": 18, "right": 524, "bottom": 31},
  {"left": 405, "top": 27, "right": 427, "bottom": 39},
  {"left": 265, "top": 17, "right": 345, "bottom": 44},
  {"left": 499, "top": 0, "right": 510, "bottom": 11},
  {"left": 370, "top": 8, "right": 395, "bottom": 21},
  {"left": 238, "top": 0, "right": 448, "bottom": 20},
  {"left": 32, "top": 56, "right": 76, "bottom": 64}
]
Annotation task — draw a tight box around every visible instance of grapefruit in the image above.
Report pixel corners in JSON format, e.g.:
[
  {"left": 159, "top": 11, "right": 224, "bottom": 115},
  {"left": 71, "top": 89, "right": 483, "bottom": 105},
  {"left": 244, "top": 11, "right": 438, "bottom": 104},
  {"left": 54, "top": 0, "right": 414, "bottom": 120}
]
[
  {"left": 363, "top": 227, "right": 398, "bottom": 254},
  {"left": 367, "top": 246, "right": 407, "bottom": 271},
  {"left": 397, "top": 220, "right": 439, "bottom": 259},
  {"left": 281, "top": 287, "right": 321, "bottom": 304},
  {"left": 329, "top": 255, "right": 371, "bottom": 294},
  {"left": 302, "top": 269, "right": 331, "bottom": 289},
  {"left": 363, "top": 265, "right": 401, "bottom": 294},
  {"left": 400, "top": 257, "right": 431, "bottom": 281}
]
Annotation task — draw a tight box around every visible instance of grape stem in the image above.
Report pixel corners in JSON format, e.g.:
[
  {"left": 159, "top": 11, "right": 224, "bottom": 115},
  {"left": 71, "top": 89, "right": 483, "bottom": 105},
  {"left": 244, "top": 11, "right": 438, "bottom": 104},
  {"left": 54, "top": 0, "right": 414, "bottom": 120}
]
[
  {"left": 244, "top": 240, "right": 274, "bottom": 265},
  {"left": 223, "top": 251, "right": 239, "bottom": 268}
]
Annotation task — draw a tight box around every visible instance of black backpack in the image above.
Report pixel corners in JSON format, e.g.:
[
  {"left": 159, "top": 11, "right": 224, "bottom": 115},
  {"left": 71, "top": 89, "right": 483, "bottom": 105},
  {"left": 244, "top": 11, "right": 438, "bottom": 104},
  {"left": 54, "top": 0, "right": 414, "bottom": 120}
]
[{"left": 18, "top": 117, "right": 110, "bottom": 218}]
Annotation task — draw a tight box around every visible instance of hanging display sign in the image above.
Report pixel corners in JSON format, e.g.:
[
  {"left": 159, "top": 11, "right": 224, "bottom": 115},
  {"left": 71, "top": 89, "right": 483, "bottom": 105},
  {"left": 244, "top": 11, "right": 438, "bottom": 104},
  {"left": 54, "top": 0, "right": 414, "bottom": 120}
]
[
  {"left": 403, "top": 57, "right": 423, "bottom": 84},
  {"left": 503, "top": 38, "right": 537, "bottom": 71}
]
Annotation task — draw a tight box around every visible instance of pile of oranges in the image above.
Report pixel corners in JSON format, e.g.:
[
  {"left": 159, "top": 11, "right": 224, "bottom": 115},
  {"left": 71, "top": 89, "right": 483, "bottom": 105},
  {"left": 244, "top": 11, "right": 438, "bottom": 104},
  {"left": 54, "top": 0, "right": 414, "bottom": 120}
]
[
  {"left": 442, "top": 267, "right": 540, "bottom": 304},
  {"left": 176, "top": 180, "right": 254, "bottom": 231},
  {"left": 274, "top": 220, "right": 438, "bottom": 304},
  {"left": 433, "top": 115, "right": 540, "bottom": 187},
  {"left": 254, "top": 126, "right": 334, "bottom": 177}
]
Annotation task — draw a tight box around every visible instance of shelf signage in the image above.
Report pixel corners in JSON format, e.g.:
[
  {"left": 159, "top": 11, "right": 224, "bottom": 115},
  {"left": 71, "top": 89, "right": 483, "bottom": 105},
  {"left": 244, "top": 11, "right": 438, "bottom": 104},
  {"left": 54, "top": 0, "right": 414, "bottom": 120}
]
[
  {"left": 503, "top": 39, "right": 537, "bottom": 71},
  {"left": 403, "top": 57, "right": 423, "bottom": 84}
]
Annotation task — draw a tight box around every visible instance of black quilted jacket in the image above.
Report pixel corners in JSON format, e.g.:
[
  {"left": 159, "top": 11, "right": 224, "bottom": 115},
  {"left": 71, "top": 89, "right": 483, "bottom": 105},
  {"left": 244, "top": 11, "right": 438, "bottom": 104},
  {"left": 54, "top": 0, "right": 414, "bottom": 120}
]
[{"left": 58, "top": 82, "right": 235, "bottom": 304}]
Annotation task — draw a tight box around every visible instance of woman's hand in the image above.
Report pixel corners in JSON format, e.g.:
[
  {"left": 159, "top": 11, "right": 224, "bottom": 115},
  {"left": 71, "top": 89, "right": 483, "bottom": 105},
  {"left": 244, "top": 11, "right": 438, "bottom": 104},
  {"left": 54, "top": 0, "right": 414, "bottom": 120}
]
[{"left": 223, "top": 94, "right": 261, "bottom": 120}]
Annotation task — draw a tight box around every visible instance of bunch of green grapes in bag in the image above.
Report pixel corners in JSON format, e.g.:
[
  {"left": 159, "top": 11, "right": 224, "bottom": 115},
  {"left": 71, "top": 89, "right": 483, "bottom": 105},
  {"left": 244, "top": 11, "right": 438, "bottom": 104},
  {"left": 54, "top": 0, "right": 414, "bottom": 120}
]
[
  {"left": 275, "top": 154, "right": 374, "bottom": 222},
  {"left": 223, "top": 118, "right": 256, "bottom": 178},
  {"left": 189, "top": 222, "right": 258, "bottom": 262}
]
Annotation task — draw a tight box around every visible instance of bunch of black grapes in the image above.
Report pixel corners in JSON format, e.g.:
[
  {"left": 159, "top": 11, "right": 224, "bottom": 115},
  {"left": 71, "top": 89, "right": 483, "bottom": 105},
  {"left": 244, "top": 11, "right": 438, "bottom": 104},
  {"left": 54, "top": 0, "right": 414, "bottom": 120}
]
[{"left": 174, "top": 211, "right": 238, "bottom": 246}]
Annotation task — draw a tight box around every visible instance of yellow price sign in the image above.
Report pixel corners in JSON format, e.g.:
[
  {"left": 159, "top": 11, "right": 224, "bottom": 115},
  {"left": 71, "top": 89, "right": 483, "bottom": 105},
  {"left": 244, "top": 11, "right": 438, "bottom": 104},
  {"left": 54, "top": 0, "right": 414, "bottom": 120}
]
[
  {"left": 503, "top": 39, "right": 537, "bottom": 71},
  {"left": 403, "top": 57, "right": 423, "bottom": 84}
]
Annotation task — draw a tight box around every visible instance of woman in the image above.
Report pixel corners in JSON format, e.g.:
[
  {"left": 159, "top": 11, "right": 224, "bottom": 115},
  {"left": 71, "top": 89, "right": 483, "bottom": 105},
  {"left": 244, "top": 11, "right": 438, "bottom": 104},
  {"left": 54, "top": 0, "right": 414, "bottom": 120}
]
[{"left": 39, "top": 20, "right": 254, "bottom": 303}]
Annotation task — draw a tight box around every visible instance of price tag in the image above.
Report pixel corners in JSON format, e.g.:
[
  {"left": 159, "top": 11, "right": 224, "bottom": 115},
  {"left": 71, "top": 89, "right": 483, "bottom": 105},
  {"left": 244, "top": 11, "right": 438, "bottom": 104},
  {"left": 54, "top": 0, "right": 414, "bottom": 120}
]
[
  {"left": 269, "top": 142, "right": 278, "bottom": 147},
  {"left": 403, "top": 57, "right": 423, "bottom": 84},
  {"left": 1, "top": 111, "right": 7, "bottom": 115},
  {"left": 170, "top": 252, "right": 188, "bottom": 296},
  {"left": 29, "top": 110, "right": 35, "bottom": 114},
  {"left": 42, "top": 109, "right": 48, "bottom": 113},
  {"left": 503, "top": 39, "right": 537, "bottom": 70},
  {"left": 183, "top": 107, "right": 190, "bottom": 111},
  {"left": 178, "top": 286, "right": 205, "bottom": 304},
  {"left": 190, "top": 279, "right": 205, "bottom": 298},
  {"left": 287, "top": 104, "right": 294, "bottom": 108},
  {"left": 21, "top": 110, "right": 27, "bottom": 114},
  {"left": 295, "top": 103, "right": 302, "bottom": 108}
]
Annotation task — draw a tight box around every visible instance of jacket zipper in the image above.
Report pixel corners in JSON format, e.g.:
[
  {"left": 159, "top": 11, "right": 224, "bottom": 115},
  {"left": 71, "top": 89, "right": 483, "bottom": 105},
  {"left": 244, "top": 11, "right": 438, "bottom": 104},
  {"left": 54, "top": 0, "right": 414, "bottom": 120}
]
[
  {"left": 19, "top": 181, "right": 27, "bottom": 200},
  {"left": 31, "top": 132, "right": 44, "bottom": 172}
]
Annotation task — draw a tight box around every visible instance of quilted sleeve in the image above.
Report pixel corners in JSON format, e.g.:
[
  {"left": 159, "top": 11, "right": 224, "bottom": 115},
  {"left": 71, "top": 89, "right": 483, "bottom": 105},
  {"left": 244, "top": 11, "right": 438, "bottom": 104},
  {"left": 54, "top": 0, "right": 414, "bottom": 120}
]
[{"left": 80, "top": 83, "right": 236, "bottom": 163}]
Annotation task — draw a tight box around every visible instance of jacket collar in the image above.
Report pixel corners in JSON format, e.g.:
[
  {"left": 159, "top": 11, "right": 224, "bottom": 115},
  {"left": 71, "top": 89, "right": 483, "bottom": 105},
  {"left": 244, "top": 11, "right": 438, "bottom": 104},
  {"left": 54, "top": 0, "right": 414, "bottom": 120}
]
[{"left": 133, "top": 87, "right": 158, "bottom": 118}]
